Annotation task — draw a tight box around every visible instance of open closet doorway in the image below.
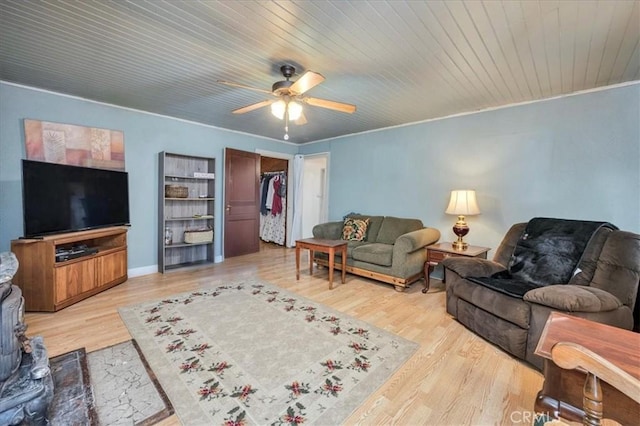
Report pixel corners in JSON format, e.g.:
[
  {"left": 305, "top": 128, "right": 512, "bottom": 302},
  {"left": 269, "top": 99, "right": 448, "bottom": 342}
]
[
  {"left": 256, "top": 150, "right": 294, "bottom": 248},
  {"left": 251, "top": 150, "right": 328, "bottom": 248},
  {"left": 301, "top": 153, "right": 329, "bottom": 238}
]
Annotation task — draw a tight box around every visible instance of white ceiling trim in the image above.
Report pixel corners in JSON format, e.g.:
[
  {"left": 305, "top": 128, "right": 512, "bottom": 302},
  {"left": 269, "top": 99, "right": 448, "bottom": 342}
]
[
  {"left": 301, "top": 79, "right": 640, "bottom": 146},
  {"left": 0, "top": 80, "right": 295, "bottom": 146}
]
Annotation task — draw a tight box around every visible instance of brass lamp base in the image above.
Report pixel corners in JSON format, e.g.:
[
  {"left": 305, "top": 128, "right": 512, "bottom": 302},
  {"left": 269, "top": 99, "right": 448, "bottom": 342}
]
[
  {"left": 452, "top": 215, "right": 470, "bottom": 251},
  {"left": 452, "top": 239, "right": 468, "bottom": 251}
]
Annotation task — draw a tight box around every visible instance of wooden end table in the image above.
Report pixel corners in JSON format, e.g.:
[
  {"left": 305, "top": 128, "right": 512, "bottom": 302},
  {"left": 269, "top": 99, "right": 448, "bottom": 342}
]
[
  {"left": 295, "top": 238, "right": 347, "bottom": 290},
  {"left": 534, "top": 312, "right": 640, "bottom": 424},
  {"left": 422, "top": 242, "right": 490, "bottom": 293}
]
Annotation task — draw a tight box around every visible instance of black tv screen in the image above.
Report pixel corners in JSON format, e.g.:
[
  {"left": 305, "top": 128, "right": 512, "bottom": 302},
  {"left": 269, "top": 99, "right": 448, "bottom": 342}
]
[{"left": 22, "top": 160, "right": 130, "bottom": 238}]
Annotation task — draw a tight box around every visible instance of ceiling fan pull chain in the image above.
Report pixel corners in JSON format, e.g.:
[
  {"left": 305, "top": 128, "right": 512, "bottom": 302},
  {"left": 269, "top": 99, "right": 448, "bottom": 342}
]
[{"left": 284, "top": 111, "right": 290, "bottom": 140}]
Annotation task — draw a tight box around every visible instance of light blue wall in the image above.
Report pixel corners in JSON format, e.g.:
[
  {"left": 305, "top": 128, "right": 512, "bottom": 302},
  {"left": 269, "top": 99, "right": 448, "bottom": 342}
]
[
  {"left": 301, "top": 84, "right": 640, "bottom": 253},
  {"left": 0, "top": 83, "right": 297, "bottom": 270},
  {"left": 3, "top": 82, "right": 638, "bottom": 268}
]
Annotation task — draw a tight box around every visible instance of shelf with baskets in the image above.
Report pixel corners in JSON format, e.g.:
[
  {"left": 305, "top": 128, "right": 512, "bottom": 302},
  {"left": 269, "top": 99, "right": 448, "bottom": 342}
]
[
  {"left": 165, "top": 198, "right": 215, "bottom": 201},
  {"left": 159, "top": 152, "right": 215, "bottom": 272},
  {"left": 165, "top": 215, "right": 214, "bottom": 221}
]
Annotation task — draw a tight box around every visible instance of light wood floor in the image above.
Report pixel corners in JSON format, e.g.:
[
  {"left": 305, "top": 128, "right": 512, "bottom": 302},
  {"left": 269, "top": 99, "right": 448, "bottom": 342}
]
[{"left": 25, "top": 243, "right": 544, "bottom": 425}]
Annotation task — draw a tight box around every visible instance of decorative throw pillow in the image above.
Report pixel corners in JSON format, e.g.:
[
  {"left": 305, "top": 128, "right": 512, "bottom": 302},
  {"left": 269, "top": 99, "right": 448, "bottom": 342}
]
[{"left": 342, "top": 217, "right": 370, "bottom": 241}]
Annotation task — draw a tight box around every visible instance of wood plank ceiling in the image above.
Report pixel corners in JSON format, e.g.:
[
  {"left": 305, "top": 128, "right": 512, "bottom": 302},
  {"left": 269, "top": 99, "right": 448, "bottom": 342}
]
[{"left": 1, "top": 1, "right": 638, "bottom": 144}]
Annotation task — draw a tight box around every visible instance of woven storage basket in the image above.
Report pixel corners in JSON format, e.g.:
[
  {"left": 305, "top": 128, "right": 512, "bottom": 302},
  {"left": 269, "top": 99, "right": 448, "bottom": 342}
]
[
  {"left": 165, "top": 184, "right": 188, "bottom": 198},
  {"left": 184, "top": 229, "right": 213, "bottom": 244}
]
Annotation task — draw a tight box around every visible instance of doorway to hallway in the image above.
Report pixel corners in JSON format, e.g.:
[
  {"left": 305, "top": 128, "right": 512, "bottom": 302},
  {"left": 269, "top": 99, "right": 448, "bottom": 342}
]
[{"left": 301, "top": 153, "right": 329, "bottom": 238}]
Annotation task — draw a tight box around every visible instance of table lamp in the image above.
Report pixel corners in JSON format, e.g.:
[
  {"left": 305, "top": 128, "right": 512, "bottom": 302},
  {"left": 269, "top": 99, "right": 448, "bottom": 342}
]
[{"left": 445, "top": 190, "right": 480, "bottom": 250}]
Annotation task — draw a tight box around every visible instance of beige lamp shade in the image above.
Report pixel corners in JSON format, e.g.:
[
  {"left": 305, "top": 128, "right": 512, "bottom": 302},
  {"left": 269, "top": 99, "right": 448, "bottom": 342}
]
[
  {"left": 445, "top": 190, "right": 480, "bottom": 216},
  {"left": 445, "top": 190, "right": 480, "bottom": 250}
]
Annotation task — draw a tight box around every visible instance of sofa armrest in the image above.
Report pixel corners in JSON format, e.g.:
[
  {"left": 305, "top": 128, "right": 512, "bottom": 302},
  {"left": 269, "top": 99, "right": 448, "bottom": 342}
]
[
  {"left": 442, "top": 257, "right": 506, "bottom": 278},
  {"left": 389, "top": 228, "right": 440, "bottom": 278},
  {"left": 394, "top": 227, "right": 441, "bottom": 254},
  {"left": 524, "top": 285, "right": 623, "bottom": 313},
  {"left": 312, "top": 221, "right": 344, "bottom": 240}
]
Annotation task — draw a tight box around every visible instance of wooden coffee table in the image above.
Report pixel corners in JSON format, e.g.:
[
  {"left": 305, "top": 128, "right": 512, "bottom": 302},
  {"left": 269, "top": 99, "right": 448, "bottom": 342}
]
[{"left": 295, "top": 238, "right": 347, "bottom": 289}]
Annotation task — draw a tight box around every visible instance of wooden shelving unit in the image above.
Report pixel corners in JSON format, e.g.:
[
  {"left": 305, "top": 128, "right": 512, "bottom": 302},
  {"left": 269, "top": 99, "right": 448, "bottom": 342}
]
[{"left": 158, "top": 152, "right": 215, "bottom": 272}]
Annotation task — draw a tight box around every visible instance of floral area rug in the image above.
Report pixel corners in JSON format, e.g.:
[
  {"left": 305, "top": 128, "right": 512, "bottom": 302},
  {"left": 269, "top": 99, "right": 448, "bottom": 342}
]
[{"left": 118, "top": 279, "right": 418, "bottom": 425}]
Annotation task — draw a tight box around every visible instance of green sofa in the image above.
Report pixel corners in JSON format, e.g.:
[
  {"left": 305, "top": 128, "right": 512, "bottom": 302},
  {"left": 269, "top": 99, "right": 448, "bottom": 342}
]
[{"left": 312, "top": 215, "right": 440, "bottom": 291}]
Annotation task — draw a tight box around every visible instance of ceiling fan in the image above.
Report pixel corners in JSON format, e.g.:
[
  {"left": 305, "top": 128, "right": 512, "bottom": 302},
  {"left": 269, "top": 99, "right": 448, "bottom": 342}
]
[{"left": 218, "top": 65, "right": 356, "bottom": 140}]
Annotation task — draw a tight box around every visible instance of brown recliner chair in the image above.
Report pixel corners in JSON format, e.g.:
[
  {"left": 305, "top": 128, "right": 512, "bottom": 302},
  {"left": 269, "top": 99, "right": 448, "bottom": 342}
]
[{"left": 442, "top": 220, "right": 640, "bottom": 370}]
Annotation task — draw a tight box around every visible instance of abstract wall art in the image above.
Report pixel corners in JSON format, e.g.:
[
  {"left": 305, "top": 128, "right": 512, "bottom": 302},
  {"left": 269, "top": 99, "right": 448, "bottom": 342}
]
[{"left": 24, "top": 119, "right": 125, "bottom": 170}]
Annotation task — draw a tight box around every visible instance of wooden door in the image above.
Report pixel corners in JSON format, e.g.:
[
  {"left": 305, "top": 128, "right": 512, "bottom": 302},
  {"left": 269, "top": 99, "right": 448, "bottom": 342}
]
[{"left": 224, "top": 148, "right": 260, "bottom": 257}]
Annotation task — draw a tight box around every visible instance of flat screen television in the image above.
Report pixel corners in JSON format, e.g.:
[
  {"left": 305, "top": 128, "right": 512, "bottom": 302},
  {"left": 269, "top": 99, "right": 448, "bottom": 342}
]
[{"left": 22, "top": 160, "right": 130, "bottom": 238}]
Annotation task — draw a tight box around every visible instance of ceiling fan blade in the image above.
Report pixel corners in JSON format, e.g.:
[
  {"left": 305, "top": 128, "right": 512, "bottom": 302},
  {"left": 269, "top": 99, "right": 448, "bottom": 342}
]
[
  {"left": 217, "top": 79, "right": 273, "bottom": 95},
  {"left": 289, "top": 71, "right": 325, "bottom": 95},
  {"left": 232, "top": 100, "right": 274, "bottom": 114},
  {"left": 295, "top": 112, "right": 307, "bottom": 126},
  {"left": 305, "top": 97, "right": 356, "bottom": 114}
]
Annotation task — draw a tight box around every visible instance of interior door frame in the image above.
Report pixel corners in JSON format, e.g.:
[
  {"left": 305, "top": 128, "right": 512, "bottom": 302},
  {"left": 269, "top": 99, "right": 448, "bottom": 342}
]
[
  {"left": 255, "top": 149, "right": 295, "bottom": 247},
  {"left": 302, "top": 152, "right": 330, "bottom": 237}
]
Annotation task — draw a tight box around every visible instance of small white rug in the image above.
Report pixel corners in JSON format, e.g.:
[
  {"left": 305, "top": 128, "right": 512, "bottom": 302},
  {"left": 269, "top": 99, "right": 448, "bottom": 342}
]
[
  {"left": 87, "top": 341, "right": 173, "bottom": 425},
  {"left": 119, "top": 279, "right": 418, "bottom": 425},
  {"left": 48, "top": 341, "right": 172, "bottom": 426}
]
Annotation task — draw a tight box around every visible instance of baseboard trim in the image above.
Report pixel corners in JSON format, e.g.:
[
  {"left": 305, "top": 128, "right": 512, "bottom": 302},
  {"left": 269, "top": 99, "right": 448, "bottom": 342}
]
[
  {"left": 129, "top": 258, "right": 223, "bottom": 277},
  {"left": 128, "top": 265, "right": 158, "bottom": 278}
]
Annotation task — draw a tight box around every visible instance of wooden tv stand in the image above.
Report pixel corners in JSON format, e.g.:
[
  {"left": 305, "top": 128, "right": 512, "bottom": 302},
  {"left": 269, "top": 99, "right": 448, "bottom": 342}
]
[{"left": 11, "top": 226, "right": 128, "bottom": 312}]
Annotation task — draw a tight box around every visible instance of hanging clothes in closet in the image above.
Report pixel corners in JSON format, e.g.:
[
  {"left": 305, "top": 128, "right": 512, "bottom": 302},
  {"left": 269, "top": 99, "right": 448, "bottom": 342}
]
[{"left": 259, "top": 171, "right": 286, "bottom": 245}]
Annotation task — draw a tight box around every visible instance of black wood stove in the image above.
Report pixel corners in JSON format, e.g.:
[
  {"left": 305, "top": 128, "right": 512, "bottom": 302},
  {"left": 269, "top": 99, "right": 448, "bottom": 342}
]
[{"left": 0, "top": 252, "right": 53, "bottom": 425}]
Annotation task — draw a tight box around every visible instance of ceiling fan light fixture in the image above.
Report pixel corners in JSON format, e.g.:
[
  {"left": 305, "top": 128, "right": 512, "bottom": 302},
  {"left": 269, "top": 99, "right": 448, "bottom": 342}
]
[
  {"left": 270, "top": 99, "right": 303, "bottom": 121},
  {"left": 271, "top": 100, "right": 286, "bottom": 119},
  {"left": 287, "top": 101, "right": 302, "bottom": 121},
  {"left": 221, "top": 65, "right": 353, "bottom": 141}
]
